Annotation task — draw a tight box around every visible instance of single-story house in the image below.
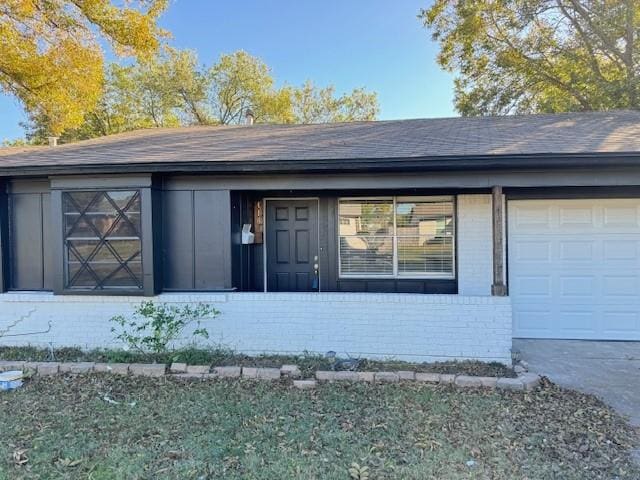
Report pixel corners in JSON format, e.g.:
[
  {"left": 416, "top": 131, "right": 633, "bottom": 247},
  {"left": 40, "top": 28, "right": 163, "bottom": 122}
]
[{"left": 1, "top": 110, "right": 639, "bottom": 364}]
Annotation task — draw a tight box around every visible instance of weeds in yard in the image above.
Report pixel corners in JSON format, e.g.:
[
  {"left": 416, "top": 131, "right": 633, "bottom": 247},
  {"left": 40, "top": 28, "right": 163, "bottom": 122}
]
[
  {"left": 0, "top": 375, "right": 638, "bottom": 479},
  {"left": 0, "top": 345, "right": 516, "bottom": 377},
  {"left": 110, "top": 301, "right": 219, "bottom": 353}
]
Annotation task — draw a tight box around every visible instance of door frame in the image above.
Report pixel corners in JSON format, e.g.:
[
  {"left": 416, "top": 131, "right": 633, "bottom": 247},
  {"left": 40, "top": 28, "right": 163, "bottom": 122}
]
[{"left": 263, "top": 197, "right": 321, "bottom": 293}]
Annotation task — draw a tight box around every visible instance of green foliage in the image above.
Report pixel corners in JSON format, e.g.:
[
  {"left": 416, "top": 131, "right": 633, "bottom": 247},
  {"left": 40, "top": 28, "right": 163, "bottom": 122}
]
[
  {"left": 110, "top": 301, "right": 219, "bottom": 354},
  {"left": 291, "top": 81, "right": 379, "bottom": 123},
  {"left": 25, "top": 49, "right": 379, "bottom": 143},
  {"left": 421, "top": 1, "right": 640, "bottom": 115}
]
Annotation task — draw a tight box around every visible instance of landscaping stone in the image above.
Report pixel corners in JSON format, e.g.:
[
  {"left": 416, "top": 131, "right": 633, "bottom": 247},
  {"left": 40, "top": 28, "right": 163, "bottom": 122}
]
[
  {"left": 397, "top": 370, "right": 416, "bottom": 381},
  {"left": 497, "top": 377, "right": 525, "bottom": 391},
  {"left": 23, "top": 362, "right": 43, "bottom": 374},
  {"left": 201, "top": 373, "right": 219, "bottom": 380},
  {"left": 0, "top": 361, "right": 25, "bottom": 372},
  {"left": 37, "top": 363, "right": 60, "bottom": 376},
  {"left": 280, "top": 365, "right": 302, "bottom": 378},
  {"left": 173, "top": 373, "right": 204, "bottom": 380},
  {"left": 242, "top": 367, "right": 258, "bottom": 378},
  {"left": 293, "top": 380, "right": 317, "bottom": 390},
  {"left": 519, "top": 373, "right": 541, "bottom": 391},
  {"left": 256, "top": 368, "right": 281, "bottom": 380},
  {"left": 477, "top": 376, "right": 498, "bottom": 388},
  {"left": 415, "top": 372, "right": 440, "bottom": 383},
  {"left": 60, "top": 362, "right": 95, "bottom": 374},
  {"left": 455, "top": 375, "right": 483, "bottom": 388},
  {"left": 357, "top": 372, "right": 375, "bottom": 383},
  {"left": 315, "top": 371, "right": 336, "bottom": 381},
  {"left": 170, "top": 363, "right": 188, "bottom": 374},
  {"left": 439, "top": 374, "right": 456, "bottom": 384},
  {"left": 375, "top": 372, "right": 399, "bottom": 383},
  {"left": 214, "top": 366, "right": 241, "bottom": 378},
  {"left": 186, "top": 365, "right": 210, "bottom": 375},
  {"left": 94, "top": 363, "right": 110, "bottom": 373},
  {"left": 105, "top": 363, "right": 130, "bottom": 375},
  {"left": 130, "top": 364, "right": 166, "bottom": 377},
  {"left": 333, "top": 371, "right": 359, "bottom": 381}
]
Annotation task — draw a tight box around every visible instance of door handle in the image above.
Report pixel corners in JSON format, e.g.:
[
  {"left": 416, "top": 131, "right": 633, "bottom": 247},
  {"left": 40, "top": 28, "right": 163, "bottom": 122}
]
[{"left": 312, "top": 255, "right": 319, "bottom": 291}]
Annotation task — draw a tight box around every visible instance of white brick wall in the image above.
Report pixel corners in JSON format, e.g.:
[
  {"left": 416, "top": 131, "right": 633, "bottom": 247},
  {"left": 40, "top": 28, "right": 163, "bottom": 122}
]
[
  {"left": 457, "top": 194, "right": 494, "bottom": 295},
  {"left": 0, "top": 292, "right": 513, "bottom": 363}
]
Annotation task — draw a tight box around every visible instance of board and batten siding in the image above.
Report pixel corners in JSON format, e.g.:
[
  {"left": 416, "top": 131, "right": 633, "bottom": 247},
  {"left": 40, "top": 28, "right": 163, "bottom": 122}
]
[
  {"left": 6, "top": 179, "right": 53, "bottom": 291},
  {"left": 161, "top": 189, "right": 233, "bottom": 291}
]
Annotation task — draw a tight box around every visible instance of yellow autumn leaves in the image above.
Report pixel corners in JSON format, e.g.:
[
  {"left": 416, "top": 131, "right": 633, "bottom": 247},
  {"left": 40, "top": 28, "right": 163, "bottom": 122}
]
[{"left": 0, "top": 0, "right": 167, "bottom": 135}]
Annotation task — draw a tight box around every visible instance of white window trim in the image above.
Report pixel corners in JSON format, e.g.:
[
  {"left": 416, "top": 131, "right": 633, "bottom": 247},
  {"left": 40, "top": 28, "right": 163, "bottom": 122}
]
[{"left": 337, "top": 195, "right": 456, "bottom": 280}]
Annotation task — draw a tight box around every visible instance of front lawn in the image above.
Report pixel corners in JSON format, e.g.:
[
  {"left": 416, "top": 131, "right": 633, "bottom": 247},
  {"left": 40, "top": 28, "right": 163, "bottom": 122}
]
[{"left": 1, "top": 375, "right": 638, "bottom": 479}]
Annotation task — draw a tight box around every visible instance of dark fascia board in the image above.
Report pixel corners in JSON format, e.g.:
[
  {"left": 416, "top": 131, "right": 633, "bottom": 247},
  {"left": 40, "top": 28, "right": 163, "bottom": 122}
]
[{"left": 0, "top": 151, "right": 639, "bottom": 177}]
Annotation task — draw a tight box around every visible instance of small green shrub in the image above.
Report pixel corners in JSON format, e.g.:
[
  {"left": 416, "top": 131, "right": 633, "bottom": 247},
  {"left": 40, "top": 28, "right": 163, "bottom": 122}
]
[{"left": 110, "top": 301, "right": 219, "bottom": 354}]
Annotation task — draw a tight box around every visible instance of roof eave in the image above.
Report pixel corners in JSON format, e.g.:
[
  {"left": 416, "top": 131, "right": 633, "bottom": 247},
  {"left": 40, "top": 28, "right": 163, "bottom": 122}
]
[{"left": 0, "top": 151, "right": 638, "bottom": 177}]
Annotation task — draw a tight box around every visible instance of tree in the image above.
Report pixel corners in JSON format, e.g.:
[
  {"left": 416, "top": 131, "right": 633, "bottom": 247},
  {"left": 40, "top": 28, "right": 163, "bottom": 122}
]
[
  {"left": 291, "top": 81, "right": 379, "bottom": 123},
  {"left": 207, "top": 51, "right": 293, "bottom": 124},
  {"left": 165, "top": 49, "right": 211, "bottom": 125},
  {"left": 420, "top": 1, "right": 640, "bottom": 115},
  {"left": 23, "top": 50, "right": 380, "bottom": 142},
  {"left": 0, "top": 0, "right": 167, "bottom": 135}
]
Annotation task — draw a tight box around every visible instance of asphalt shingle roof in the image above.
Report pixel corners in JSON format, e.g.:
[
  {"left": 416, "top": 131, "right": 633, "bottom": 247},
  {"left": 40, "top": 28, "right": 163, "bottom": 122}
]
[{"left": 1, "top": 110, "right": 639, "bottom": 172}]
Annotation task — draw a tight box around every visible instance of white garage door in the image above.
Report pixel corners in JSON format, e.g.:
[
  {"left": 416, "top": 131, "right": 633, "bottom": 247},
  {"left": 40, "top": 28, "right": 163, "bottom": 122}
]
[{"left": 509, "top": 199, "right": 640, "bottom": 340}]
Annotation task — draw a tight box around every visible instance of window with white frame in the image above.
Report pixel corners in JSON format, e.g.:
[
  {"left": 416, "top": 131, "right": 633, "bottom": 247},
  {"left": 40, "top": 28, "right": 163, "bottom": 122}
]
[{"left": 338, "top": 196, "right": 455, "bottom": 278}]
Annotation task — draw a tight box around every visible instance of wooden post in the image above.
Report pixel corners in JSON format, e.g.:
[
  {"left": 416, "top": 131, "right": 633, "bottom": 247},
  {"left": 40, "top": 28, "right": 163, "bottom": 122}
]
[{"left": 491, "top": 186, "right": 507, "bottom": 296}]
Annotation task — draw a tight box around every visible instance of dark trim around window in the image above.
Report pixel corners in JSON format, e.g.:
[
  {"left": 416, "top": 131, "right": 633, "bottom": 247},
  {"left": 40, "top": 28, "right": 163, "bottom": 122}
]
[{"left": 50, "top": 175, "right": 157, "bottom": 296}]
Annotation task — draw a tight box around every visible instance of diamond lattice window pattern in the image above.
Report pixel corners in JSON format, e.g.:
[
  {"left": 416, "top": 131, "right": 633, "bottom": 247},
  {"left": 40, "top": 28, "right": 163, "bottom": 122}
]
[{"left": 63, "top": 190, "right": 143, "bottom": 290}]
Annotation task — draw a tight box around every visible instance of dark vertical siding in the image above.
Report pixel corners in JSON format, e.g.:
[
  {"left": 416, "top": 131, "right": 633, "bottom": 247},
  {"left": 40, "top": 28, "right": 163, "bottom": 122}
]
[
  {"left": 0, "top": 180, "right": 8, "bottom": 292},
  {"left": 194, "top": 190, "right": 231, "bottom": 289},
  {"left": 41, "top": 194, "right": 53, "bottom": 290},
  {"left": 162, "top": 190, "right": 194, "bottom": 289},
  {"left": 9, "top": 191, "right": 52, "bottom": 290},
  {"left": 162, "top": 188, "right": 232, "bottom": 291}
]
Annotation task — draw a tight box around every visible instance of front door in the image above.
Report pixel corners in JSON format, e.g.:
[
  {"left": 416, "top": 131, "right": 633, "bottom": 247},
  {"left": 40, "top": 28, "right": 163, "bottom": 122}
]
[{"left": 266, "top": 199, "right": 319, "bottom": 292}]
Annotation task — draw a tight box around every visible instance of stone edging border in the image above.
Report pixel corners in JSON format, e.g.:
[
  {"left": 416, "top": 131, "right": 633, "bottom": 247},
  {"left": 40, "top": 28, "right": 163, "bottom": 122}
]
[{"left": 0, "top": 360, "right": 541, "bottom": 392}]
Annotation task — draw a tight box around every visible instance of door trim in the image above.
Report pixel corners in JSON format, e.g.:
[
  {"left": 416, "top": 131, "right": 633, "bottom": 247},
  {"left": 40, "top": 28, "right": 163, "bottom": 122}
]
[{"left": 263, "top": 197, "right": 321, "bottom": 293}]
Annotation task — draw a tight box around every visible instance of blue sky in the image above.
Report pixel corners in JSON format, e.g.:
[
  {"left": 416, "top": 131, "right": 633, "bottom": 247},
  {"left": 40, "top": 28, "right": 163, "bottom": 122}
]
[{"left": 0, "top": 0, "right": 455, "bottom": 141}]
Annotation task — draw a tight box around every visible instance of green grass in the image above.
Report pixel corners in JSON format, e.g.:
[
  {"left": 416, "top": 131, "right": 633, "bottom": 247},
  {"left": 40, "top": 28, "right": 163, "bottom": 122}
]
[
  {"left": 0, "top": 346, "right": 516, "bottom": 378},
  {"left": 1, "top": 375, "right": 638, "bottom": 479}
]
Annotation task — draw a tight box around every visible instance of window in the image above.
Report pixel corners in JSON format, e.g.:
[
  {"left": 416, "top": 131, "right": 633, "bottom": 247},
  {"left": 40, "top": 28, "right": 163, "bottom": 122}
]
[
  {"left": 338, "top": 196, "right": 455, "bottom": 278},
  {"left": 63, "top": 190, "right": 143, "bottom": 290}
]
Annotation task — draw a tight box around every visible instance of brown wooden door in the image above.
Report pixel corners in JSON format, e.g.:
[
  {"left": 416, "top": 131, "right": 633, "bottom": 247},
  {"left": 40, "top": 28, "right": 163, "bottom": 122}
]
[{"left": 266, "top": 200, "right": 319, "bottom": 292}]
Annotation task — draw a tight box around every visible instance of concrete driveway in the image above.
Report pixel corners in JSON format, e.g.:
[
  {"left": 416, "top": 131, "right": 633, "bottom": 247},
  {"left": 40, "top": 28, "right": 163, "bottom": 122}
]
[{"left": 513, "top": 339, "right": 640, "bottom": 427}]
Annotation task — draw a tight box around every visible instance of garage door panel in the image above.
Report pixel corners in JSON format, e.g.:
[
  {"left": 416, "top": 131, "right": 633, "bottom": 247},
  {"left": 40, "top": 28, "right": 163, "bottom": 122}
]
[
  {"left": 602, "top": 276, "right": 638, "bottom": 297},
  {"left": 512, "top": 276, "right": 552, "bottom": 297},
  {"left": 602, "top": 311, "right": 640, "bottom": 335},
  {"left": 557, "top": 310, "right": 597, "bottom": 335},
  {"left": 559, "top": 206, "right": 594, "bottom": 226},
  {"left": 559, "top": 241, "right": 594, "bottom": 261},
  {"left": 559, "top": 276, "right": 595, "bottom": 297},
  {"left": 513, "top": 240, "right": 551, "bottom": 261},
  {"left": 510, "top": 199, "right": 640, "bottom": 340},
  {"left": 514, "top": 309, "right": 552, "bottom": 334},
  {"left": 603, "top": 206, "right": 640, "bottom": 227},
  {"left": 603, "top": 240, "right": 639, "bottom": 260}
]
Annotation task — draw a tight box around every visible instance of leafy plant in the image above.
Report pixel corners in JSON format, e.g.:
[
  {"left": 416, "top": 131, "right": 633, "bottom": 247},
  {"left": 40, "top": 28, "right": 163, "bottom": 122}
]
[
  {"left": 348, "top": 463, "right": 370, "bottom": 480},
  {"left": 110, "top": 302, "right": 219, "bottom": 354}
]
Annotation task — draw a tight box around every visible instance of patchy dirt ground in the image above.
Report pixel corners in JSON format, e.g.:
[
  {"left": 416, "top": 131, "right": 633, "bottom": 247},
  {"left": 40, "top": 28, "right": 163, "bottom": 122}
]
[{"left": 1, "top": 375, "right": 638, "bottom": 479}]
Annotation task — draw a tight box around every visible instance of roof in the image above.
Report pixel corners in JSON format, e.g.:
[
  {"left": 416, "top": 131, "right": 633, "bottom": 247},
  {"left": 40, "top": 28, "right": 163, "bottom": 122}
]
[{"left": 1, "top": 110, "right": 640, "bottom": 176}]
